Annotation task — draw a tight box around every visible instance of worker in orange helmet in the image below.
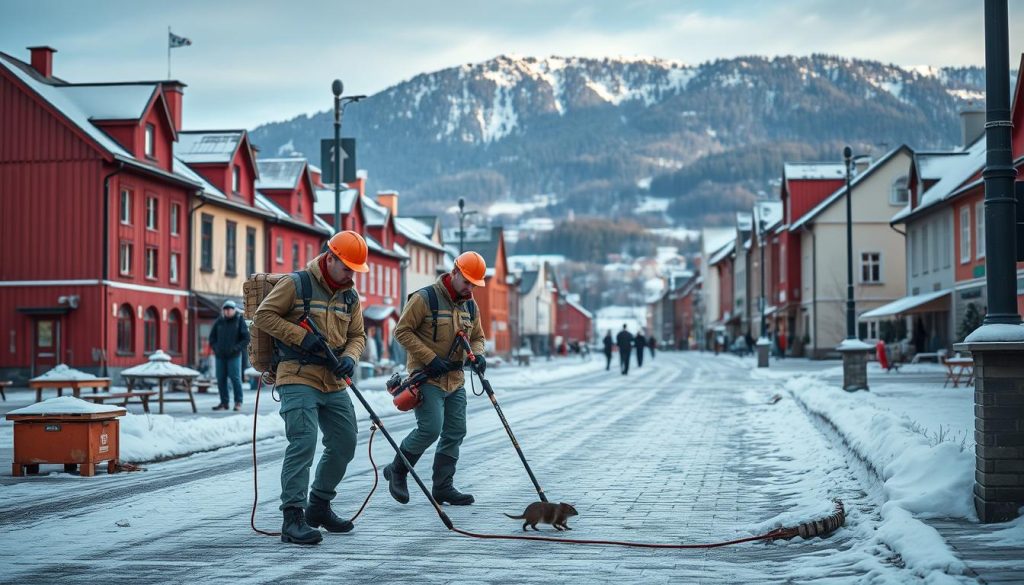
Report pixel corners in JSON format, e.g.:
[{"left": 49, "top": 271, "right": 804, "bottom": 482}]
[
  {"left": 384, "top": 251, "right": 488, "bottom": 506},
  {"left": 253, "top": 230, "right": 369, "bottom": 545}
]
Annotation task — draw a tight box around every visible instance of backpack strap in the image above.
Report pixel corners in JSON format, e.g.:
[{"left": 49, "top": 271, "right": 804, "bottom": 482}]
[
  {"left": 295, "top": 271, "right": 313, "bottom": 321},
  {"left": 415, "top": 287, "right": 440, "bottom": 342},
  {"left": 274, "top": 270, "right": 327, "bottom": 367}
]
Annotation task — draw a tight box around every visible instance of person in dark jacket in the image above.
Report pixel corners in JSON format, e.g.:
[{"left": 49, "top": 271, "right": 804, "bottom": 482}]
[
  {"left": 635, "top": 331, "right": 647, "bottom": 368},
  {"left": 209, "top": 300, "right": 249, "bottom": 411},
  {"left": 602, "top": 330, "right": 614, "bottom": 371},
  {"left": 616, "top": 325, "right": 634, "bottom": 375},
  {"left": 649, "top": 337, "right": 657, "bottom": 358}
]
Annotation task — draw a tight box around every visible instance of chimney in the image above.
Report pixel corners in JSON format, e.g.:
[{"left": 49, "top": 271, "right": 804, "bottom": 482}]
[
  {"left": 160, "top": 81, "right": 185, "bottom": 132},
  {"left": 960, "top": 110, "right": 985, "bottom": 148},
  {"left": 376, "top": 191, "right": 399, "bottom": 216},
  {"left": 27, "top": 46, "right": 56, "bottom": 78}
]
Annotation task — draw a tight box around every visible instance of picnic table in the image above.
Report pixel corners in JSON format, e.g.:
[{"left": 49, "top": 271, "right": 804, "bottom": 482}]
[
  {"left": 120, "top": 350, "right": 201, "bottom": 414},
  {"left": 29, "top": 378, "right": 111, "bottom": 402},
  {"left": 80, "top": 390, "right": 157, "bottom": 413},
  {"left": 943, "top": 356, "right": 975, "bottom": 388}
]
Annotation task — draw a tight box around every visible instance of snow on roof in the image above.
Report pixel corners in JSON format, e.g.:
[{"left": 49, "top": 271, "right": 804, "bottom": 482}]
[
  {"left": 395, "top": 217, "right": 446, "bottom": 252},
  {"left": 708, "top": 240, "right": 735, "bottom": 265},
  {"left": 56, "top": 84, "right": 157, "bottom": 120},
  {"left": 784, "top": 162, "right": 846, "bottom": 181},
  {"left": 892, "top": 138, "right": 986, "bottom": 223},
  {"left": 736, "top": 211, "right": 753, "bottom": 231},
  {"left": 752, "top": 201, "right": 784, "bottom": 234},
  {"left": 362, "top": 196, "right": 389, "bottom": 226},
  {"left": 256, "top": 158, "right": 306, "bottom": 190},
  {"left": 121, "top": 350, "right": 201, "bottom": 377},
  {"left": 391, "top": 242, "right": 409, "bottom": 259},
  {"left": 701, "top": 227, "right": 734, "bottom": 257},
  {"left": 174, "top": 157, "right": 225, "bottom": 199},
  {"left": 859, "top": 289, "right": 950, "bottom": 320},
  {"left": 255, "top": 192, "right": 288, "bottom": 218},
  {"left": 313, "top": 188, "right": 359, "bottom": 215},
  {"left": 7, "top": 396, "right": 125, "bottom": 417},
  {"left": 176, "top": 131, "right": 243, "bottom": 164},
  {"left": 791, "top": 146, "right": 909, "bottom": 231},
  {"left": 314, "top": 215, "right": 335, "bottom": 233},
  {"left": 915, "top": 152, "right": 964, "bottom": 181},
  {"left": 31, "top": 364, "right": 100, "bottom": 382},
  {"left": 564, "top": 296, "right": 593, "bottom": 319}
]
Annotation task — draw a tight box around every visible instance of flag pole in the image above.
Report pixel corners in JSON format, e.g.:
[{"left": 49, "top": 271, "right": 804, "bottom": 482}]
[{"left": 167, "top": 26, "right": 171, "bottom": 78}]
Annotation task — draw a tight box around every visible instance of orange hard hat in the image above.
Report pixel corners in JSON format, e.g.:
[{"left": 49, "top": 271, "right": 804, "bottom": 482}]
[
  {"left": 327, "top": 231, "right": 370, "bottom": 273},
  {"left": 454, "top": 251, "right": 487, "bottom": 287}
]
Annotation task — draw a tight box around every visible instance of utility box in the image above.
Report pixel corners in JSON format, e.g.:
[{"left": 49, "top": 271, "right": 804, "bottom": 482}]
[{"left": 6, "top": 398, "right": 125, "bottom": 477}]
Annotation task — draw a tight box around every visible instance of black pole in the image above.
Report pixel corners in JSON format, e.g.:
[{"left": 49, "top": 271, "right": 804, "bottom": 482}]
[
  {"left": 457, "top": 334, "right": 548, "bottom": 502},
  {"left": 844, "top": 146, "right": 856, "bottom": 339},
  {"left": 759, "top": 217, "right": 767, "bottom": 338},
  {"left": 982, "top": 0, "right": 1022, "bottom": 326},
  {"left": 458, "top": 197, "right": 465, "bottom": 254},
  {"left": 331, "top": 79, "right": 343, "bottom": 233}
]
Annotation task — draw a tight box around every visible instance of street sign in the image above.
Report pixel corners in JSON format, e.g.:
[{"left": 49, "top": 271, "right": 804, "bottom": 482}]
[{"left": 319, "top": 138, "right": 356, "bottom": 184}]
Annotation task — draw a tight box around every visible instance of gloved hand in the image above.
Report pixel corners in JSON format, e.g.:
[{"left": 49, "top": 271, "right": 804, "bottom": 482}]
[
  {"left": 299, "top": 332, "right": 321, "bottom": 353},
  {"left": 333, "top": 356, "right": 355, "bottom": 380},
  {"left": 473, "top": 354, "right": 487, "bottom": 375},
  {"left": 426, "top": 356, "right": 455, "bottom": 377}
]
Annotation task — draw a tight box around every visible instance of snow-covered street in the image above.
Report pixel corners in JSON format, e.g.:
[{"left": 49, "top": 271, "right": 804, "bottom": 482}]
[{"left": 1, "top": 352, "right": 1022, "bottom": 584}]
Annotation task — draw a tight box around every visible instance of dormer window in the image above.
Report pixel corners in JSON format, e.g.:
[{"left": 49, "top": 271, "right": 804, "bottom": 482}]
[
  {"left": 144, "top": 124, "right": 155, "bottom": 158},
  {"left": 232, "top": 165, "right": 241, "bottom": 194}
]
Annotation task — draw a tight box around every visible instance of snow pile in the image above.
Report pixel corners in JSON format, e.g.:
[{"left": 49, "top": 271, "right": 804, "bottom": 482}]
[
  {"left": 120, "top": 350, "right": 201, "bottom": 378},
  {"left": 119, "top": 412, "right": 282, "bottom": 462},
  {"left": 30, "top": 364, "right": 99, "bottom": 381},
  {"left": 785, "top": 375, "right": 975, "bottom": 520},
  {"left": 7, "top": 396, "right": 124, "bottom": 416}
]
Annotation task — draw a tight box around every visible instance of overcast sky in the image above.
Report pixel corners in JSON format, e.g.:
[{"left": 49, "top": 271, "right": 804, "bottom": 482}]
[{"left": 3, "top": 0, "right": 1022, "bottom": 129}]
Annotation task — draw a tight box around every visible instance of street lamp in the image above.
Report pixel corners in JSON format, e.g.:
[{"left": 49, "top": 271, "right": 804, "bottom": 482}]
[
  {"left": 331, "top": 79, "right": 366, "bottom": 232},
  {"left": 838, "top": 146, "right": 872, "bottom": 391},
  {"left": 756, "top": 213, "right": 770, "bottom": 367},
  {"left": 843, "top": 146, "right": 856, "bottom": 340},
  {"left": 456, "top": 197, "right": 478, "bottom": 253}
]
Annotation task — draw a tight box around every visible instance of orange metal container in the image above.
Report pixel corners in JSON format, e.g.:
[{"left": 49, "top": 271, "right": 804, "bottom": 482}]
[{"left": 7, "top": 412, "right": 121, "bottom": 477}]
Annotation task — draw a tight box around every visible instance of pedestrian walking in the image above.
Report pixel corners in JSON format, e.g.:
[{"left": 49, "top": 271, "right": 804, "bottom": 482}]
[
  {"left": 253, "top": 231, "right": 369, "bottom": 545},
  {"left": 635, "top": 330, "right": 647, "bottom": 368},
  {"left": 616, "top": 324, "right": 634, "bottom": 375},
  {"left": 649, "top": 337, "right": 657, "bottom": 359},
  {"left": 208, "top": 300, "right": 249, "bottom": 412},
  {"left": 384, "top": 251, "right": 488, "bottom": 508},
  {"left": 602, "top": 330, "right": 613, "bottom": 371}
]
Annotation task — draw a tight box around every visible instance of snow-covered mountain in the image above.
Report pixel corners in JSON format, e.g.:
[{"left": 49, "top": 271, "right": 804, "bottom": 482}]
[{"left": 249, "top": 54, "right": 988, "bottom": 225}]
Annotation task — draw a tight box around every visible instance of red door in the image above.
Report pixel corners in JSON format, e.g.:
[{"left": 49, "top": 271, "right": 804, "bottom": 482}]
[{"left": 32, "top": 317, "right": 62, "bottom": 376}]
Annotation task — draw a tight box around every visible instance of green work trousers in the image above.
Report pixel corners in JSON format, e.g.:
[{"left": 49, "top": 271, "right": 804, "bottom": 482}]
[{"left": 399, "top": 384, "right": 467, "bottom": 460}]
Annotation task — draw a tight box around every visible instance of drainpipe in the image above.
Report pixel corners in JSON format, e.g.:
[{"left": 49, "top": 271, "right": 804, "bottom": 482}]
[
  {"left": 189, "top": 194, "right": 207, "bottom": 368},
  {"left": 100, "top": 162, "right": 124, "bottom": 377}
]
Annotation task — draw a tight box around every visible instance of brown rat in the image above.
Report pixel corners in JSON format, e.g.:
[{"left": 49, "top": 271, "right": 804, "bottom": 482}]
[{"left": 504, "top": 502, "right": 578, "bottom": 531}]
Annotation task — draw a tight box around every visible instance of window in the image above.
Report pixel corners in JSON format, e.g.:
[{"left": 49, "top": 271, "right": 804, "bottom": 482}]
[
  {"left": 169, "top": 252, "right": 179, "bottom": 283},
  {"left": 275, "top": 237, "right": 284, "bottom": 264},
  {"left": 861, "top": 252, "right": 881, "bottom": 283},
  {"left": 119, "top": 242, "right": 133, "bottom": 276},
  {"left": 292, "top": 241, "right": 300, "bottom": 270},
  {"left": 120, "top": 189, "right": 132, "bottom": 224},
  {"left": 297, "top": 195, "right": 303, "bottom": 216},
  {"left": 369, "top": 263, "right": 376, "bottom": 295},
  {"left": 922, "top": 224, "right": 929, "bottom": 274},
  {"left": 385, "top": 265, "right": 392, "bottom": 298},
  {"left": 167, "top": 309, "right": 182, "bottom": 354},
  {"left": 976, "top": 202, "right": 985, "bottom": 259},
  {"left": 225, "top": 220, "right": 237, "bottom": 276},
  {"left": 144, "top": 124, "right": 155, "bottom": 158},
  {"left": 116, "top": 304, "right": 134, "bottom": 354},
  {"left": 306, "top": 243, "right": 313, "bottom": 264},
  {"left": 246, "top": 227, "right": 257, "bottom": 277},
  {"left": 890, "top": 176, "right": 909, "bottom": 205},
  {"left": 170, "top": 203, "right": 180, "bottom": 235},
  {"left": 200, "top": 213, "right": 214, "bottom": 271},
  {"left": 232, "top": 165, "right": 241, "bottom": 194},
  {"left": 145, "top": 247, "right": 158, "bottom": 279},
  {"left": 960, "top": 206, "right": 971, "bottom": 263},
  {"left": 143, "top": 307, "right": 159, "bottom": 353},
  {"left": 145, "top": 197, "right": 158, "bottom": 230}
]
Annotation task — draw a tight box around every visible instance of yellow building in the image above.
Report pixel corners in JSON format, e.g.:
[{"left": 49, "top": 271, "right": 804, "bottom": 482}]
[{"left": 175, "top": 130, "right": 268, "bottom": 364}]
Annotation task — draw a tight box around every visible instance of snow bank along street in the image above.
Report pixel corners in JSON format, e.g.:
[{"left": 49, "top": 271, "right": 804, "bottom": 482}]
[{"left": 1, "top": 352, "right": 1020, "bottom": 583}]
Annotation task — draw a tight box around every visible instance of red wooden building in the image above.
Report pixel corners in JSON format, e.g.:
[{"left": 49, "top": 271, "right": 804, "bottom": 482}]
[
  {"left": 359, "top": 193, "right": 408, "bottom": 362},
  {"left": 556, "top": 293, "right": 593, "bottom": 347},
  {"left": 255, "top": 158, "right": 332, "bottom": 275},
  {"left": 0, "top": 47, "right": 200, "bottom": 381},
  {"left": 458, "top": 227, "right": 514, "bottom": 356}
]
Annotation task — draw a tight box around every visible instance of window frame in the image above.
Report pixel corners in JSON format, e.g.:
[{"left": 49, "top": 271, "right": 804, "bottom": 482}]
[
  {"left": 890, "top": 176, "right": 909, "bottom": 206},
  {"left": 143, "top": 306, "right": 159, "bottom": 354},
  {"left": 291, "top": 240, "right": 300, "bottom": 271},
  {"left": 144, "top": 123, "right": 156, "bottom": 158},
  {"left": 170, "top": 203, "right": 180, "bottom": 236},
  {"left": 167, "top": 309, "right": 182, "bottom": 355},
  {"left": 275, "top": 237, "right": 284, "bottom": 264},
  {"left": 960, "top": 206, "right": 972, "bottom": 264},
  {"left": 975, "top": 201, "right": 985, "bottom": 259},
  {"left": 225, "top": 220, "right": 238, "bottom": 276},
  {"left": 860, "top": 251, "right": 882, "bottom": 284},
  {"left": 119, "top": 241, "right": 133, "bottom": 276},
  {"left": 232, "top": 164, "right": 241, "bottom": 194},
  {"left": 246, "top": 227, "right": 257, "bottom": 277},
  {"left": 145, "top": 247, "right": 158, "bottom": 280},
  {"left": 169, "top": 252, "right": 179, "bottom": 283},
  {"left": 145, "top": 196, "right": 158, "bottom": 231},
  {"left": 200, "top": 213, "right": 214, "bottom": 272},
  {"left": 116, "top": 304, "right": 134, "bottom": 355},
  {"left": 120, "top": 189, "right": 132, "bottom": 225}
]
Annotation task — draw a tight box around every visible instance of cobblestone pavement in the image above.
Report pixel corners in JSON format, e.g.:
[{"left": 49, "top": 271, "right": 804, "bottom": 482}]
[{"left": 0, "top": 352, "right": 960, "bottom": 584}]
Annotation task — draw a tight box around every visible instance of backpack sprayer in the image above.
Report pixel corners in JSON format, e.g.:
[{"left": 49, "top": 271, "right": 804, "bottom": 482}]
[{"left": 251, "top": 315, "right": 847, "bottom": 549}]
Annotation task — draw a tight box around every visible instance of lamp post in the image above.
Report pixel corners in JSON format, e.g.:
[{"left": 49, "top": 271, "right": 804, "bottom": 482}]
[
  {"left": 456, "top": 197, "right": 478, "bottom": 253},
  {"left": 331, "top": 79, "right": 366, "bottom": 232},
  {"left": 837, "top": 146, "right": 871, "bottom": 391},
  {"left": 756, "top": 214, "right": 770, "bottom": 367}
]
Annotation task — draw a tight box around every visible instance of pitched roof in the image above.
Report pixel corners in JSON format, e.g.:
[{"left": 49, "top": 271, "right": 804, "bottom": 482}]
[
  {"left": 790, "top": 145, "right": 911, "bottom": 230},
  {"left": 519, "top": 270, "right": 540, "bottom": 294},
  {"left": 891, "top": 137, "right": 986, "bottom": 224},
  {"left": 395, "top": 217, "right": 446, "bottom": 253},
  {"left": 361, "top": 196, "right": 389, "bottom": 227},
  {"left": 256, "top": 158, "right": 307, "bottom": 190},
  {"left": 709, "top": 240, "right": 735, "bottom": 265},
  {"left": 176, "top": 131, "right": 244, "bottom": 164},
  {"left": 255, "top": 193, "right": 332, "bottom": 236},
  {"left": 57, "top": 84, "right": 158, "bottom": 120},
  {"left": 752, "top": 201, "right": 784, "bottom": 236},
  {"left": 313, "top": 187, "right": 359, "bottom": 215},
  {"left": 783, "top": 162, "right": 846, "bottom": 181}
]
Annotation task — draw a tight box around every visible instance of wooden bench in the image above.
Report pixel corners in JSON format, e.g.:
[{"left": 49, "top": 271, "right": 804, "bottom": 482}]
[
  {"left": 193, "top": 380, "right": 213, "bottom": 394},
  {"left": 943, "top": 357, "right": 974, "bottom": 388},
  {"left": 0, "top": 380, "right": 10, "bottom": 401},
  {"left": 80, "top": 390, "right": 157, "bottom": 412}
]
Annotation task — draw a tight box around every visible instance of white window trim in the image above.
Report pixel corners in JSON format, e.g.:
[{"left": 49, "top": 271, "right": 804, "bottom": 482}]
[
  {"left": 859, "top": 251, "right": 883, "bottom": 284},
  {"left": 120, "top": 189, "right": 132, "bottom": 225},
  {"left": 975, "top": 201, "right": 985, "bottom": 259},
  {"left": 169, "top": 252, "right": 179, "bottom": 283},
  {"left": 144, "top": 124, "right": 155, "bottom": 158},
  {"left": 960, "top": 206, "right": 972, "bottom": 264},
  {"left": 146, "top": 197, "right": 158, "bottom": 231},
  {"left": 119, "top": 242, "right": 132, "bottom": 276},
  {"left": 145, "top": 247, "right": 158, "bottom": 280},
  {"left": 170, "top": 204, "right": 180, "bottom": 236},
  {"left": 275, "top": 237, "right": 284, "bottom": 264},
  {"left": 890, "top": 176, "right": 909, "bottom": 206}
]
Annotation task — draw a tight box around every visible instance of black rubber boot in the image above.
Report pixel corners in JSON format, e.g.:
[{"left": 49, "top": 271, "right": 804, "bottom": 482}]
[
  {"left": 306, "top": 493, "right": 354, "bottom": 533},
  {"left": 383, "top": 449, "right": 421, "bottom": 504},
  {"left": 431, "top": 453, "right": 475, "bottom": 505},
  {"left": 280, "top": 507, "right": 323, "bottom": 545}
]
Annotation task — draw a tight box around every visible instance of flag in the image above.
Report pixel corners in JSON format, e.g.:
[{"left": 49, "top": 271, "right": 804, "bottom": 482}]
[{"left": 169, "top": 31, "right": 192, "bottom": 49}]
